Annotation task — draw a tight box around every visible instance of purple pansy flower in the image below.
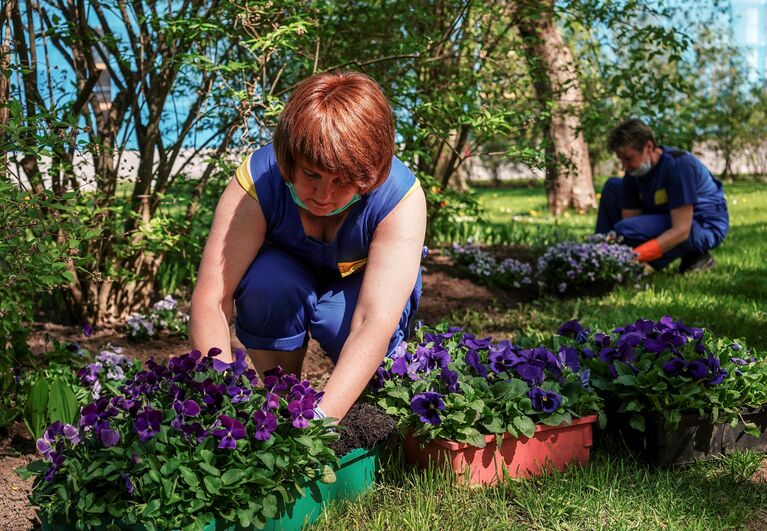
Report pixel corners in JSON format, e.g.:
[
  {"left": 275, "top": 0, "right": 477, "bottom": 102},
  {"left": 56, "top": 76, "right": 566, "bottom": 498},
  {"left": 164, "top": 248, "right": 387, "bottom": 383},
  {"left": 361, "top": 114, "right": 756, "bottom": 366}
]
[
  {"left": 123, "top": 474, "right": 134, "bottom": 495},
  {"left": 135, "top": 409, "right": 163, "bottom": 442},
  {"left": 516, "top": 362, "right": 545, "bottom": 386},
  {"left": 528, "top": 387, "right": 563, "bottom": 413},
  {"left": 411, "top": 392, "right": 445, "bottom": 426},
  {"left": 557, "top": 320, "right": 589, "bottom": 343},
  {"left": 439, "top": 368, "right": 460, "bottom": 393},
  {"left": 465, "top": 349, "right": 489, "bottom": 378},
  {"left": 213, "top": 349, "right": 249, "bottom": 379},
  {"left": 253, "top": 410, "right": 278, "bottom": 441},
  {"left": 287, "top": 397, "right": 314, "bottom": 429},
  {"left": 212, "top": 415, "right": 247, "bottom": 450}
]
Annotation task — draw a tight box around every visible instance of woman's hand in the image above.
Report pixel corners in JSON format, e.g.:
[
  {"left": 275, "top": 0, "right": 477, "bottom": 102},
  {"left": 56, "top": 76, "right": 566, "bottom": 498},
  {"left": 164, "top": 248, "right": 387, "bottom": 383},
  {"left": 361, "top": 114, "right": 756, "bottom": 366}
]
[
  {"left": 319, "top": 185, "right": 427, "bottom": 421},
  {"left": 189, "top": 176, "right": 266, "bottom": 362}
]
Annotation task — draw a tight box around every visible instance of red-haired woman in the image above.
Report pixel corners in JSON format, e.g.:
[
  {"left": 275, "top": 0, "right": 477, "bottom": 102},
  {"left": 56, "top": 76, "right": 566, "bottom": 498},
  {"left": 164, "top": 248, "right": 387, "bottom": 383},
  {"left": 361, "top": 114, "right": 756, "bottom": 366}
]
[{"left": 189, "top": 71, "right": 426, "bottom": 421}]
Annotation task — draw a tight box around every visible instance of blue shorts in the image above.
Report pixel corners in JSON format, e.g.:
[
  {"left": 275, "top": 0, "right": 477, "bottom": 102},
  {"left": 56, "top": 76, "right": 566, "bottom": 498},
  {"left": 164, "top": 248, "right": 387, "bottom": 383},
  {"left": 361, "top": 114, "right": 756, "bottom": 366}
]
[{"left": 234, "top": 245, "right": 422, "bottom": 363}]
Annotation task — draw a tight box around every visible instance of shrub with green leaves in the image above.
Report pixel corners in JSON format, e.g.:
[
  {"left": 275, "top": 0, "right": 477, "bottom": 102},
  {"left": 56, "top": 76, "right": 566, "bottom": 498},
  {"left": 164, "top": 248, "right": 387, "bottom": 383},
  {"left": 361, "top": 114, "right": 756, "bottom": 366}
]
[
  {"left": 0, "top": 182, "right": 95, "bottom": 429},
  {"left": 18, "top": 349, "right": 337, "bottom": 529},
  {"left": 554, "top": 317, "right": 767, "bottom": 435},
  {"left": 364, "top": 323, "right": 603, "bottom": 448}
]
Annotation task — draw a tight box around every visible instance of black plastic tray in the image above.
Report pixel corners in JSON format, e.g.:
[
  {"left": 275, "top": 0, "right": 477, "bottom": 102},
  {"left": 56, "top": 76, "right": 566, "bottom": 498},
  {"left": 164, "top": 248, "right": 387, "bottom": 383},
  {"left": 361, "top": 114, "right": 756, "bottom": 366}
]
[{"left": 603, "top": 408, "right": 767, "bottom": 467}]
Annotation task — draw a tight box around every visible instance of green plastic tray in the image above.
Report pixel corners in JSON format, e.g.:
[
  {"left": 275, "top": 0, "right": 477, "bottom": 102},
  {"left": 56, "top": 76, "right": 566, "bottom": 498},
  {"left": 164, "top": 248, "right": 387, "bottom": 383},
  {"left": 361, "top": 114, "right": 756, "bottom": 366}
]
[{"left": 42, "top": 446, "right": 380, "bottom": 530}]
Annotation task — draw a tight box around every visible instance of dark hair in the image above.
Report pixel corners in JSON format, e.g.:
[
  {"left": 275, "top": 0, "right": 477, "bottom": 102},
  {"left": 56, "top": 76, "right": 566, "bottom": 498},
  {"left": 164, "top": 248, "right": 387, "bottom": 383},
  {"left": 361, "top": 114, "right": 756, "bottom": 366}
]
[
  {"left": 273, "top": 71, "right": 395, "bottom": 193},
  {"left": 607, "top": 118, "right": 656, "bottom": 152}
]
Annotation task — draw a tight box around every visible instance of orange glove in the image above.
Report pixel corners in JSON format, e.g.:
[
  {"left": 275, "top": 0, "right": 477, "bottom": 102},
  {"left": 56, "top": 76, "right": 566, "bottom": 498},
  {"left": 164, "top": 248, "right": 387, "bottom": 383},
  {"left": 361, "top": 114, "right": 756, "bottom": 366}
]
[{"left": 632, "top": 239, "right": 663, "bottom": 262}]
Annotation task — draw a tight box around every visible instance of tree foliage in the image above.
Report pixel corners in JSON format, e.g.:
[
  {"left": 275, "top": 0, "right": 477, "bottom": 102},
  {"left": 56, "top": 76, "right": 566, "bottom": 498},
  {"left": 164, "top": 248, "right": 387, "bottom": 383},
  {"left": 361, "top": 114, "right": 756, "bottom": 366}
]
[{"left": 1, "top": 0, "right": 760, "bottom": 331}]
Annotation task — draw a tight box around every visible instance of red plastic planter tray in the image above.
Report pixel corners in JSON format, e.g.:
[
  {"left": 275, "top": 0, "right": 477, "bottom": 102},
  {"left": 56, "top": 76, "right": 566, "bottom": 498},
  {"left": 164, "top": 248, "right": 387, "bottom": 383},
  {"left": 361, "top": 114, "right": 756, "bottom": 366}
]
[{"left": 403, "top": 415, "right": 598, "bottom": 485}]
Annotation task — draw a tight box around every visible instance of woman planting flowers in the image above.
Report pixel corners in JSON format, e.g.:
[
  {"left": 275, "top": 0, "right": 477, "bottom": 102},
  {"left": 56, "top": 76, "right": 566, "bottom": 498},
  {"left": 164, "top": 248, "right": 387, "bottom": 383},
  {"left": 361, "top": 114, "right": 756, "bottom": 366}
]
[{"left": 190, "top": 71, "right": 427, "bottom": 422}]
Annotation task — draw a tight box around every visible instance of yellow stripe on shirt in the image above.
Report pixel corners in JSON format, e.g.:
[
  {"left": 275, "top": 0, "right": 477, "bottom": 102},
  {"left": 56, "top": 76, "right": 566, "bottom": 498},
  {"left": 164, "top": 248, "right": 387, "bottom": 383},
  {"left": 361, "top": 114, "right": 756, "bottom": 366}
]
[
  {"left": 235, "top": 154, "right": 258, "bottom": 201},
  {"left": 402, "top": 178, "right": 421, "bottom": 200},
  {"left": 334, "top": 180, "right": 421, "bottom": 277},
  {"left": 337, "top": 258, "right": 368, "bottom": 277}
]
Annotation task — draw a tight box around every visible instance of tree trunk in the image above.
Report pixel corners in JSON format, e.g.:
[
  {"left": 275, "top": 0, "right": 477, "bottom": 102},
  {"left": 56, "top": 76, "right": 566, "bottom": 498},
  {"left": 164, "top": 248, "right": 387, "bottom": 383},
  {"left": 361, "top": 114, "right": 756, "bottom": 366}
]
[{"left": 516, "top": 0, "right": 596, "bottom": 215}]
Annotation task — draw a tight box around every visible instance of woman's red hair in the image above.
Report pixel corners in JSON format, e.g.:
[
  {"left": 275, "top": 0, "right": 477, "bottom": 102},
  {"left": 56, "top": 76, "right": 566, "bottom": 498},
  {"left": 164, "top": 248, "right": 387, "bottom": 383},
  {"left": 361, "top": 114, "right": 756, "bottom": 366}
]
[{"left": 273, "top": 71, "right": 395, "bottom": 193}]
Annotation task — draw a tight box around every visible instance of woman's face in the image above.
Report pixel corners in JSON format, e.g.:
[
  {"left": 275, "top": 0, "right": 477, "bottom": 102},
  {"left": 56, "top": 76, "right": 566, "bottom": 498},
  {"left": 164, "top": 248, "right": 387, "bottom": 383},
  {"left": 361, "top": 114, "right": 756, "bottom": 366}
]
[{"left": 291, "top": 160, "right": 359, "bottom": 217}]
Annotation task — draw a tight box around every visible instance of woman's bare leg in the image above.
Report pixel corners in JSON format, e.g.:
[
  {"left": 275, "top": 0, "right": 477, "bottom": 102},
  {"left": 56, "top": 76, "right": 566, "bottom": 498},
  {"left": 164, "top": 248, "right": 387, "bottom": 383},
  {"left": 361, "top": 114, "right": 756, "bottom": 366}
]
[{"left": 247, "top": 346, "right": 307, "bottom": 377}]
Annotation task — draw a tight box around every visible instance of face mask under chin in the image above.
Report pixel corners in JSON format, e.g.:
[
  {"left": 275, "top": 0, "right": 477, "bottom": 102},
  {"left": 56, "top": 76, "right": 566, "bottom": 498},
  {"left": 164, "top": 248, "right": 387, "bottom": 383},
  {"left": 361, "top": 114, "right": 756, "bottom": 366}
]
[
  {"left": 628, "top": 155, "right": 653, "bottom": 178},
  {"left": 285, "top": 182, "right": 361, "bottom": 216}
]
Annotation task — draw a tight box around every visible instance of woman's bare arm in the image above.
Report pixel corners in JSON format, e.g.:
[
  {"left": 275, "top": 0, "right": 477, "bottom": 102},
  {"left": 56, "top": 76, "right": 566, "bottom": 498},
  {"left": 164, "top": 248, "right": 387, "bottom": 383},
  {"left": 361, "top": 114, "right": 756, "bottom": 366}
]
[
  {"left": 320, "top": 185, "right": 427, "bottom": 420},
  {"left": 189, "top": 177, "right": 266, "bottom": 362}
]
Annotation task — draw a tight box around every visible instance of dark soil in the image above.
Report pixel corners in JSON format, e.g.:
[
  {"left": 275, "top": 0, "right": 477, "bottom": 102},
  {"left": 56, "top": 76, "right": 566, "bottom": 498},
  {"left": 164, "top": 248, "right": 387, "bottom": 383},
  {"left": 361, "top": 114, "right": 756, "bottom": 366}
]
[{"left": 328, "top": 403, "right": 397, "bottom": 457}]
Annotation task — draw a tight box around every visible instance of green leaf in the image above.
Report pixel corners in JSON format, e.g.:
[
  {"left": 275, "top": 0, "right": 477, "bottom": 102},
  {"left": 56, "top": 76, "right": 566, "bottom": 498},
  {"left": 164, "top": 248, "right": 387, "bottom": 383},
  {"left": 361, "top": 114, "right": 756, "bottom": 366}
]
[
  {"left": 459, "top": 427, "right": 487, "bottom": 448},
  {"left": 144, "top": 499, "right": 161, "bottom": 517},
  {"left": 160, "top": 458, "right": 181, "bottom": 475},
  {"left": 23, "top": 377, "right": 50, "bottom": 439},
  {"left": 262, "top": 494, "right": 278, "bottom": 519},
  {"left": 481, "top": 416, "right": 505, "bottom": 433},
  {"left": 629, "top": 414, "right": 646, "bottom": 432},
  {"left": 320, "top": 464, "right": 336, "bottom": 484},
  {"left": 512, "top": 416, "right": 536, "bottom": 439},
  {"left": 743, "top": 421, "right": 761, "bottom": 438},
  {"left": 178, "top": 466, "right": 199, "bottom": 488},
  {"left": 221, "top": 468, "right": 245, "bottom": 486},
  {"left": 614, "top": 374, "right": 639, "bottom": 386},
  {"left": 539, "top": 412, "right": 566, "bottom": 427},
  {"left": 204, "top": 476, "right": 223, "bottom": 494},
  {"left": 199, "top": 462, "right": 220, "bottom": 476},
  {"left": 256, "top": 452, "right": 275, "bottom": 471},
  {"left": 200, "top": 448, "right": 214, "bottom": 464},
  {"left": 47, "top": 378, "right": 78, "bottom": 425}
]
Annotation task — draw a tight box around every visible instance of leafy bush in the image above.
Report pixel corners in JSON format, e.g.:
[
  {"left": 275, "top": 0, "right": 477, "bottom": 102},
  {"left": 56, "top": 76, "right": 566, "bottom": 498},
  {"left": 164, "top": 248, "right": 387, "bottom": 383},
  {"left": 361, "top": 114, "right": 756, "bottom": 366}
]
[
  {"left": 0, "top": 182, "right": 95, "bottom": 429},
  {"left": 364, "top": 323, "right": 603, "bottom": 447},
  {"left": 555, "top": 317, "right": 767, "bottom": 435},
  {"left": 19, "top": 349, "right": 337, "bottom": 529}
]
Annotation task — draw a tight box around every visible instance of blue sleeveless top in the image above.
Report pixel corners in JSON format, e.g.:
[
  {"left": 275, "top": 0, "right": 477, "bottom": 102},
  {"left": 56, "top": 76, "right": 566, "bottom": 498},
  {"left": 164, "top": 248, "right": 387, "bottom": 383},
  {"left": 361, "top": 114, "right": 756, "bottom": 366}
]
[{"left": 235, "top": 144, "right": 420, "bottom": 278}]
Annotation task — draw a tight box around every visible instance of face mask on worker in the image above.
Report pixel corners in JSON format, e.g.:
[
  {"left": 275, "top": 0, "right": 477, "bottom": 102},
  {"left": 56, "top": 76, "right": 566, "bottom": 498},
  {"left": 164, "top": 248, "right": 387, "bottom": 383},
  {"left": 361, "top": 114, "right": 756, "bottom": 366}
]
[
  {"left": 628, "top": 148, "right": 653, "bottom": 178},
  {"left": 285, "top": 182, "right": 361, "bottom": 216}
]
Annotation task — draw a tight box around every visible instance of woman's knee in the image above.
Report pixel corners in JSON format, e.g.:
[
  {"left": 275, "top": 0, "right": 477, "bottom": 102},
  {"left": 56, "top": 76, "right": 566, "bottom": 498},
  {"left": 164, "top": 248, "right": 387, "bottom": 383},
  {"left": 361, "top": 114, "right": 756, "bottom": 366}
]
[{"left": 234, "top": 247, "right": 316, "bottom": 348}]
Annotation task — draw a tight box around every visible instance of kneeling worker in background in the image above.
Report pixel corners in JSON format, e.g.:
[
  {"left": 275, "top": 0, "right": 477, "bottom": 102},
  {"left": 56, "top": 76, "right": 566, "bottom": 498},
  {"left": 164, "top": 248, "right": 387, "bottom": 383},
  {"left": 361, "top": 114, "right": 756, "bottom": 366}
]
[{"left": 595, "top": 118, "right": 729, "bottom": 273}]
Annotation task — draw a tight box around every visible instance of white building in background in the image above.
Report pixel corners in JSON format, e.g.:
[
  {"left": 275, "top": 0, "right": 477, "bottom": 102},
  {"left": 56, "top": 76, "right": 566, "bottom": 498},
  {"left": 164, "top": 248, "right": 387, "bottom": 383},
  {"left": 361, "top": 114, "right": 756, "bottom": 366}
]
[{"left": 8, "top": 149, "right": 243, "bottom": 192}]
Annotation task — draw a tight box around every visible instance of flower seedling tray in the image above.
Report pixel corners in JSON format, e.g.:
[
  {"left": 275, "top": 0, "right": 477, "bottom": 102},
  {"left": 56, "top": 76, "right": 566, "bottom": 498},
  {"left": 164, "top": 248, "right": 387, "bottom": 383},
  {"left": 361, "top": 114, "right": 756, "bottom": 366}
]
[
  {"left": 41, "top": 446, "right": 380, "bottom": 531},
  {"left": 605, "top": 408, "right": 767, "bottom": 467},
  {"left": 403, "top": 415, "right": 598, "bottom": 485},
  {"left": 260, "top": 445, "right": 379, "bottom": 530}
]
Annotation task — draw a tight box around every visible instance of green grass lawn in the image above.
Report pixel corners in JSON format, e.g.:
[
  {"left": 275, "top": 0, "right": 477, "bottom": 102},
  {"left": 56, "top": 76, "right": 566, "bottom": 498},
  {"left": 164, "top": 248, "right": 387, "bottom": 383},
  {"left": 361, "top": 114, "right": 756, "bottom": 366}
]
[{"left": 309, "top": 181, "right": 767, "bottom": 530}]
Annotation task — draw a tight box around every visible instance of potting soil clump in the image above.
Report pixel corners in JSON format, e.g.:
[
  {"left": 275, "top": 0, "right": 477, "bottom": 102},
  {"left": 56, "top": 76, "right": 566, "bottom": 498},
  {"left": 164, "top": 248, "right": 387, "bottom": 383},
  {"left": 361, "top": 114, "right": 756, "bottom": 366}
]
[{"left": 329, "top": 403, "right": 396, "bottom": 457}]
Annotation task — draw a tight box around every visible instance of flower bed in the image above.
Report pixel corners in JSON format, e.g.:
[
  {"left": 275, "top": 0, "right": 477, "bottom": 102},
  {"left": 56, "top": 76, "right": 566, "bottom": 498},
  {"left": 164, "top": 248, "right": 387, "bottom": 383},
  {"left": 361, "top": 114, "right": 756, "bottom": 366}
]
[
  {"left": 449, "top": 233, "right": 644, "bottom": 298},
  {"left": 126, "top": 295, "right": 189, "bottom": 340},
  {"left": 449, "top": 242, "right": 533, "bottom": 290},
  {"left": 536, "top": 234, "right": 644, "bottom": 296},
  {"left": 365, "top": 323, "right": 603, "bottom": 483},
  {"left": 18, "top": 349, "right": 338, "bottom": 529},
  {"left": 554, "top": 317, "right": 767, "bottom": 464}
]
